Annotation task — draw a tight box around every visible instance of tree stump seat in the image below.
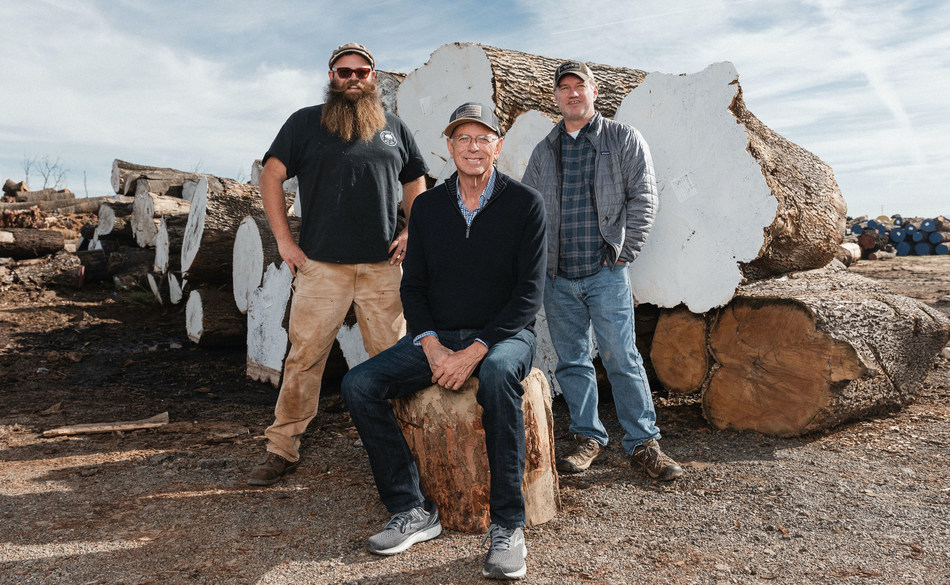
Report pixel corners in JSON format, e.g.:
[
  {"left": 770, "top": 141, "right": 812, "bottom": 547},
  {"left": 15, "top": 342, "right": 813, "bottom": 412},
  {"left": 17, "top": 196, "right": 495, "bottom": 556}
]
[{"left": 392, "top": 367, "right": 560, "bottom": 533}]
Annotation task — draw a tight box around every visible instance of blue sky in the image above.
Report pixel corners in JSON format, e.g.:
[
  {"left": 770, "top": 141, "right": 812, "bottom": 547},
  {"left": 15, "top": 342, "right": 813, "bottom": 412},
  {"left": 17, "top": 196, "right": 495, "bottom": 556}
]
[{"left": 2, "top": 0, "right": 947, "bottom": 217}]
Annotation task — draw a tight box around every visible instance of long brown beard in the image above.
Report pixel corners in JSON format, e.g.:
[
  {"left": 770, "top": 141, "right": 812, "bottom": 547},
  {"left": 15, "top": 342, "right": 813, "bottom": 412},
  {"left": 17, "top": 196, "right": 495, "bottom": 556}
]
[{"left": 321, "top": 78, "right": 387, "bottom": 142}]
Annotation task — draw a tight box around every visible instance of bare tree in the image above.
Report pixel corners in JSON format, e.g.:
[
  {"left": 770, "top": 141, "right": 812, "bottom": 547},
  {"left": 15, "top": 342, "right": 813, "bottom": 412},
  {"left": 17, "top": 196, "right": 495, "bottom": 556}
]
[
  {"left": 22, "top": 154, "right": 37, "bottom": 187},
  {"left": 37, "top": 155, "right": 68, "bottom": 189},
  {"left": 22, "top": 154, "right": 69, "bottom": 190}
]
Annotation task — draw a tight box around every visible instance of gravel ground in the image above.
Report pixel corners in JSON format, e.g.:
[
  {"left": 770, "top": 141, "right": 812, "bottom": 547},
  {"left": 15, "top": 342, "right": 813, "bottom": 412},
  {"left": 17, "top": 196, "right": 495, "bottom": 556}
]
[{"left": 1, "top": 256, "right": 949, "bottom": 585}]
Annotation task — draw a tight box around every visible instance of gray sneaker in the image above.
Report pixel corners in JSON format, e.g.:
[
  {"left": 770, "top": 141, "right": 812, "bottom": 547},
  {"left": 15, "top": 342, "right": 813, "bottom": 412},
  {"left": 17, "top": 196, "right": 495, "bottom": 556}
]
[
  {"left": 481, "top": 524, "right": 527, "bottom": 580},
  {"left": 366, "top": 501, "right": 442, "bottom": 556}
]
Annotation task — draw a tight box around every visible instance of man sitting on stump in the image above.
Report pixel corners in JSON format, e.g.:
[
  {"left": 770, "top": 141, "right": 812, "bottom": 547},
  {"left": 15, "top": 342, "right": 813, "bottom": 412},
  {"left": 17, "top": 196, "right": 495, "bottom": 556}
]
[{"left": 341, "top": 102, "right": 546, "bottom": 580}]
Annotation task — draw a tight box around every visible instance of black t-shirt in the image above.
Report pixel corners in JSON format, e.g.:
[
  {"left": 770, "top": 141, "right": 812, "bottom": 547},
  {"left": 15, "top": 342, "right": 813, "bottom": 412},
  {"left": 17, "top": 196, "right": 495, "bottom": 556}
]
[{"left": 264, "top": 105, "right": 428, "bottom": 263}]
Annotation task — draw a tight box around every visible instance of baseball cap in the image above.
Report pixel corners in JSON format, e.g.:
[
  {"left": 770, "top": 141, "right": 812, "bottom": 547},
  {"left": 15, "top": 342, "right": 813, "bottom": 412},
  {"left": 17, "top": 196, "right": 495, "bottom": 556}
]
[
  {"left": 443, "top": 102, "right": 501, "bottom": 137},
  {"left": 329, "top": 42, "right": 375, "bottom": 69},
  {"left": 554, "top": 60, "right": 596, "bottom": 86}
]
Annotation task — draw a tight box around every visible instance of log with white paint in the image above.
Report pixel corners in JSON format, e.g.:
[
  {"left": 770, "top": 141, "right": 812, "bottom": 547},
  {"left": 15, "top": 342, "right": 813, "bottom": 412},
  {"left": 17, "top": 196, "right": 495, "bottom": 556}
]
[
  {"left": 396, "top": 43, "right": 645, "bottom": 182},
  {"left": 93, "top": 197, "right": 135, "bottom": 247},
  {"left": 616, "top": 62, "right": 845, "bottom": 312},
  {"left": 131, "top": 180, "right": 191, "bottom": 248},
  {"left": 232, "top": 213, "right": 301, "bottom": 314},
  {"left": 246, "top": 262, "right": 294, "bottom": 387},
  {"left": 186, "top": 287, "right": 246, "bottom": 347},
  {"left": 180, "top": 175, "right": 264, "bottom": 284}
]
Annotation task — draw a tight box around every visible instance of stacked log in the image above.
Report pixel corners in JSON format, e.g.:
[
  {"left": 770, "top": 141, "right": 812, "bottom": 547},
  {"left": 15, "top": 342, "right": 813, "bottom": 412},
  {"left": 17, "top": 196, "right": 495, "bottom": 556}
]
[
  {"left": 849, "top": 215, "right": 949, "bottom": 257},
  {"left": 650, "top": 267, "right": 950, "bottom": 436},
  {"left": 111, "top": 159, "right": 204, "bottom": 197}
]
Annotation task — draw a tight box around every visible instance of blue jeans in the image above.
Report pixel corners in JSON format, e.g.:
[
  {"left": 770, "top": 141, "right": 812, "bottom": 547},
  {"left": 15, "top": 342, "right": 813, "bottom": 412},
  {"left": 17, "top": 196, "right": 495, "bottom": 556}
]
[
  {"left": 341, "top": 328, "right": 536, "bottom": 529},
  {"left": 544, "top": 265, "right": 660, "bottom": 454}
]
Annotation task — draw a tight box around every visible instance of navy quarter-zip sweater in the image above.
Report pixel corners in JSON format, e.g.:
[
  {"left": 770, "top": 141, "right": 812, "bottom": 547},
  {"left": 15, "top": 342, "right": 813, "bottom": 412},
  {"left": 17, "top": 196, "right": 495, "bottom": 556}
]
[{"left": 400, "top": 170, "right": 547, "bottom": 348}]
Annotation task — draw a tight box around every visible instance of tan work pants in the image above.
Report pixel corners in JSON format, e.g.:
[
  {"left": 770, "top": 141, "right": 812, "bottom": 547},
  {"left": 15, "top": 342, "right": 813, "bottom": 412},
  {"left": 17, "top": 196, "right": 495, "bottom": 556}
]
[{"left": 265, "top": 259, "right": 405, "bottom": 461}]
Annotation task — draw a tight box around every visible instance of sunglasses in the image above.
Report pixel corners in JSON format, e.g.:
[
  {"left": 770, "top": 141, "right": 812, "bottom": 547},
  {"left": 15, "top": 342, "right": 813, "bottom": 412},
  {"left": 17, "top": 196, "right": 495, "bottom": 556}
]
[{"left": 332, "top": 67, "right": 373, "bottom": 80}]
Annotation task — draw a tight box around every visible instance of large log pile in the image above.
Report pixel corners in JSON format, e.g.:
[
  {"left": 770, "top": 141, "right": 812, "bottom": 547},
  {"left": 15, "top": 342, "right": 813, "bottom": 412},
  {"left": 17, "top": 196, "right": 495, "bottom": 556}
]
[{"left": 3, "top": 42, "right": 946, "bottom": 441}]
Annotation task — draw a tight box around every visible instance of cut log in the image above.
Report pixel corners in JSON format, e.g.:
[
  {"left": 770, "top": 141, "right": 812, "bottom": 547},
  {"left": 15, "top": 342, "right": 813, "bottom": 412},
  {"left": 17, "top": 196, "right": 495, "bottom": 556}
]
[
  {"left": 246, "top": 262, "right": 294, "bottom": 387},
  {"left": 232, "top": 213, "right": 301, "bottom": 313},
  {"left": 168, "top": 272, "right": 184, "bottom": 305},
  {"left": 110, "top": 159, "right": 203, "bottom": 196},
  {"left": 396, "top": 43, "right": 646, "bottom": 182},
  {"left": 0, "top": 195, "right": 117, "bottom": 214},
  {"left": 650, "top": 306, "right": 710, "bottom": 395},
  {"left": 74, "top": 247, "right": 156, "bottom": 284},
  {"left": 147, "top": 272, "right": 171, "bottom": 305},
  {"left": 376, "top": 69, "right": 405, "bottom": 114},
  {"left": 0, "top": 228, "right": 65, "bottom": 260},
  {"left": 614, "top": 62, "right": 845, "bottom": 312},
  {"left": 700, "top": 267, "right": 950, "bottom": 436},
  {"left": 13, "top": 189, "right": 74, "bottom": 203},
  {"left": 94, "top": 197, "right": 136, "bottom": 247},
  {"left": 185, "top": 287, "right": 247, "bottom": 347},
  {"left": 392, "top": 368, "right": 560, "bottom": 533},
  {"left": 3, "top": 179, "right": 27, "bottom": 195},
  {"left": 180, "top": 175, "right": 264, "bottom": 284},
  {"left": 131, "top": 181, "right": 192, "bottom": 247},
  {"left": 835, "top": 242, "right": 862, "bottom": 267},
  {"left": 496, "top": 110, "right": 556, "bottom": 181},
  {"left": 249, "top": 159, "right": 299, "bottom": 203}
]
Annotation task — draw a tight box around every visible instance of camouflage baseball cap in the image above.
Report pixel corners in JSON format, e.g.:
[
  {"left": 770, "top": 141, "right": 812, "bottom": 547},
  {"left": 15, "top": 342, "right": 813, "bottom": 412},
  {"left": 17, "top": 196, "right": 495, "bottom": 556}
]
[{"left": 329, "top": 42, "right": 375, "bottom": 69}]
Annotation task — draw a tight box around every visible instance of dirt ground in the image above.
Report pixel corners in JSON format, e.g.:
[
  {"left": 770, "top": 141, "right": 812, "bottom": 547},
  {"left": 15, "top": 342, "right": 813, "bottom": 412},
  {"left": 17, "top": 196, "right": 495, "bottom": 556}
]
[{"left": 1, "top": 256, "right": 949, "bottom": 585}]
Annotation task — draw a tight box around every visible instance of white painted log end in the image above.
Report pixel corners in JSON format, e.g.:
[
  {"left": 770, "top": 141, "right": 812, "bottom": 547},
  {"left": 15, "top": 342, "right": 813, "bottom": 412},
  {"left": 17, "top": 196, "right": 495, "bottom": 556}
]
[
  {"left": 185, "top": 289, "right": 203, "bottom": 344},
  {"left": 497, "top": 110, "right": 556, "bottom": 181},
  {"left": 180, "top": 175, "right": 209, "bottom": 276},
  {"left": 396, "top": 43, "right": 496, "bottom": 182},
  {"left": 232, "top": 216, "right": 264, "bottom": 314},
  {"left": 336, "top": 323, "right": 369, "bottom": 369},
  {"left": 617, "top": 62, "right": 777, "bottom": 313},
  {"left": 246, "top": 262, "right": 293, "bottom": 382}
]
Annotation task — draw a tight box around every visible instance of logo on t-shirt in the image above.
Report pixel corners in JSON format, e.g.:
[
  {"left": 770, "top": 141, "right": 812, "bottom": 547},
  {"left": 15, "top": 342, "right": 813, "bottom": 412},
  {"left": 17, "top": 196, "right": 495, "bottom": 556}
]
[{"left": 379, "top": 130, "right": 398, "bottom": 147}]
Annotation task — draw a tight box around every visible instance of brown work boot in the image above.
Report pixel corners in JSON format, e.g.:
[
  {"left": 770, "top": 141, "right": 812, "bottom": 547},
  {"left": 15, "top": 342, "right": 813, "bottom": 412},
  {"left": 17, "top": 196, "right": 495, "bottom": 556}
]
[
  {"left": 630, "top": 439, "right": 683, "bottom": 481},
  {"left": 556, "top": 435, "right": 606, "bottom": 473},
  {"left": 247, "top": 452, "right": 299, "bottom": 486}
]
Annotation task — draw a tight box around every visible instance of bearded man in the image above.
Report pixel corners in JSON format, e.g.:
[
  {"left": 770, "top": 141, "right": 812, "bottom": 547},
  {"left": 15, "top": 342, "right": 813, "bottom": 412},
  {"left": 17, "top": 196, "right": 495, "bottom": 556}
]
[{"left": 249, "top": 42, "right": 428, "bottom": 486}]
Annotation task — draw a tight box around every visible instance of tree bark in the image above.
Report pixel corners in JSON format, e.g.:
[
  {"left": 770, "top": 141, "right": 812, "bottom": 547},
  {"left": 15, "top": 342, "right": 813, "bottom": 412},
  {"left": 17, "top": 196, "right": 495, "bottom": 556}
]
[
  {"left": 0, "top": 228, "right": 65, "bottom": 260},
  {"left": 392, "top": 368, "right": 560, "bottom": 533},
  {"left": 700, "top": 268, "right": 950, "bottom": 436},
  {"left": 13, "top": 189, "right": 74, "bottom": 203},
  {"left": 0, "top": 195, "right": 117, "bottom": 214}
]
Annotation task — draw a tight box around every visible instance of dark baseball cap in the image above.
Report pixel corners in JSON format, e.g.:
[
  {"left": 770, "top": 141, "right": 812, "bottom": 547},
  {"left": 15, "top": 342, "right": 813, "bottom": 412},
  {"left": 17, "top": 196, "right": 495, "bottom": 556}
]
[
  {"left": 443, "top": 102, "right": 501, "bottom": 137},
  {"left": 554, "top": 60, "right": 596, "bottom": 86},
  {"left": 329, "top": 42, "right": 375, "bottom": 69}
]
